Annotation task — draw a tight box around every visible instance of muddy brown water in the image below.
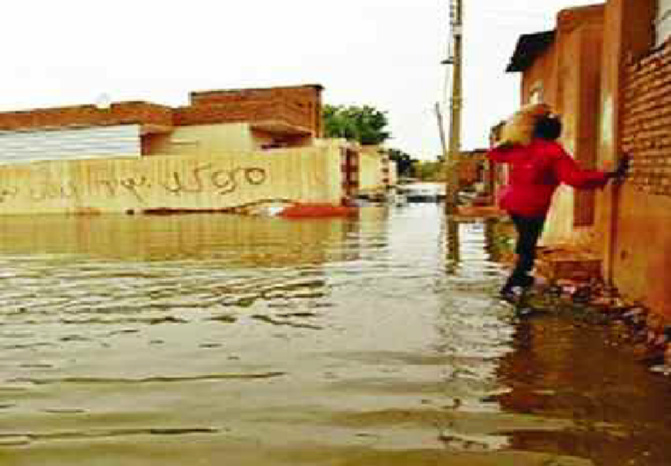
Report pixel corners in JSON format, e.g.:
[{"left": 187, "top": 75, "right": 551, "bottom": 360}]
[{"left": 0, "top": 204, "right": 670, "bottom": 466}]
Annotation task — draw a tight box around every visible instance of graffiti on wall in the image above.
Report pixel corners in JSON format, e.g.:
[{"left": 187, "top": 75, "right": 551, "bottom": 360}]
[
  {"left": 160, "top": 164, "right": 266, "bottom": 197},
  {"left": 0, "top": 163, "right": 268, "bottom": 205},
  {"left": 0, "top": 182, "right": 82, "bottom": 204}
]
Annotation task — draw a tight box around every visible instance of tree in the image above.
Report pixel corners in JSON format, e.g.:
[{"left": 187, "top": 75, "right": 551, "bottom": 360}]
[
  {"left": 413, "top": 160, "right": 445, "bottom": 182},
  {"left": 323, "top": 104, "right": 391, "bottom": 145},
  {"left": 324, "top": 103, "right": 420, "bottom": 178},
  {"left": 388, "top": 148, "right": 416, "bottom": 178}
]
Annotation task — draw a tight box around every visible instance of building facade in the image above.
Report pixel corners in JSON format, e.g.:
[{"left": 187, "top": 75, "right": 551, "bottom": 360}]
[
  {"left": 506, "top": 5, "right": 605, "bottom": 246},
  {"left": 506, "top": 0, "right": 671, "bottom": 320},
  {"left": 0, "top": 84, "right": 397, "bottom": 216},
  {"left": 0, "top": 85, "right": 323, "bottom": 165}
]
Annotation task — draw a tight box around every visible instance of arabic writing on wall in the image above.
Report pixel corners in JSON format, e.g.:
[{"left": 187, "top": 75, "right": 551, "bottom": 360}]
[{"left": 0, "top": 164, "right": 268, "bottom": 205}]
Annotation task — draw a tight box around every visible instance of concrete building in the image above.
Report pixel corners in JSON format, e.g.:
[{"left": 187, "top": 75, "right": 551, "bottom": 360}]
[
  {"left": 358, "top": 145, "right": 397, "bottom": 196},
  {"left": 505, "top": 0, "right": 671, "bottom": 321},
  {"left": 0, "top": 85, "right": 323, "bottom": 164},
  {"left": 0, "top": 84, "right": 397, "bottom": 216}
]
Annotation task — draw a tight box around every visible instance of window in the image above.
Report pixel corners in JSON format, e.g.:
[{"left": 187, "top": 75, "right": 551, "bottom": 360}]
[
  {"left": 528, "top": 83, "right": 544, "bottom": 104},
  {"left": 656, "top": 0, "right": 671, "bottom": 46}
]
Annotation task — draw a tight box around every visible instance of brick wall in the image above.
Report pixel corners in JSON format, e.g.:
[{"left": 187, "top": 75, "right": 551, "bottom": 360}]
[
  {"left": 109, "top": 102, "right": 174, "bottom": 127},
  {"left": 174, "top": 101, "right": 279, "bottom": 127},
  {"left": 0, "top": 102, "right": 173, "bottom": 132},
  {"left": 189, "top": 85, "right": 322, "bottom": 136},
  {"left": 190, "top": 85, "right": 320, "bottom": 105},
  {"left": 0, "top": 85, "right": 323, "bottom": 138},
  {"left": 613, "top": 32, "right": 671, "bottom": 320},
  {"left": 622, "top": 38, "right": 671, "bottom": 196}
]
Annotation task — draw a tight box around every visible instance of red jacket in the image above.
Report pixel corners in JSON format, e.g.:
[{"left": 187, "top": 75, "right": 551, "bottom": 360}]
[{"left": 487, "top": 139, "right": 609, "bottom": 217}]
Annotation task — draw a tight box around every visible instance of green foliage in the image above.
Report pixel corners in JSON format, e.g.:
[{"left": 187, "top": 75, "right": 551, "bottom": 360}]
[
  {"left": 323, "top": 104, "right": 391, "bottom": 145},
  {"left": 413, "top": 160, "right": 445, "bottom": 182},
  {"left": 324, "top": 103, "right": 432, "bottom": 180},
  {"left": 388, "top": 148, "right": 415, "bottom": 177}
]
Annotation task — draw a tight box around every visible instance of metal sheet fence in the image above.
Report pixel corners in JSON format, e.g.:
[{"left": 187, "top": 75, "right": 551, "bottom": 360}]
[{"left": 0, "top": 125, "right": 141, "bottom": 165}]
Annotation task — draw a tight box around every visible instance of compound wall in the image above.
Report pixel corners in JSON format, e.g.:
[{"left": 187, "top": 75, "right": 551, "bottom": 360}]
[{"left": 0, "top": 147, "right": 343, "bottom": 215}]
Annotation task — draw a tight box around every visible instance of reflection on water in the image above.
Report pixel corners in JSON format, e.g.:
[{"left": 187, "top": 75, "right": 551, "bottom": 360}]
[
  {"left": 0, "top": 205, "right": 669, "bottom": 465},
  {"left": 0, "top": 213, "right": 360, "bottom": 263}
]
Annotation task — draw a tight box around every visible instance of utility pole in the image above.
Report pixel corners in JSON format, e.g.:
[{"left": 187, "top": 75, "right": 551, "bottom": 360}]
[
  {"left": 442, "top": 0, "right": 463, "bottom": 214},
  {"left": 435, "top": 102, "right": 448, "bottom": 158}
]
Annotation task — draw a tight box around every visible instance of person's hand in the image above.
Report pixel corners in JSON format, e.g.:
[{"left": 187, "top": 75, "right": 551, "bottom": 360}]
[{"left": 608, "top": 155, "right": 630, "bottom": 181}]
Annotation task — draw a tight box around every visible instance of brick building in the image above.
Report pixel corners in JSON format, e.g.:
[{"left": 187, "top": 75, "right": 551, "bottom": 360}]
[
  {"left": 0, "top": 84, "right": 323, "bottom": 164},
  {"left": 504, "top": 0, "right": 671, "bottom": 320},
  {"left": 0, "top": 84, "right": 399, "bottom": 214}
]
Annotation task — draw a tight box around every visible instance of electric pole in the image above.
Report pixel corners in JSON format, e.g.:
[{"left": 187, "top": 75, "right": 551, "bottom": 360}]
[
  {"left": 435, "top": 102, "right": 448, "bottom": 158},
  {"left": 443, "top": 0, "right": 463, "bottom": 214}
]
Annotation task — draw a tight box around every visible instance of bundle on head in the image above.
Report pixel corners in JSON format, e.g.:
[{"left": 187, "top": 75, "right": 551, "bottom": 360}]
[{"left": 498, "top": 103, "right": 552, "bottom": 146}]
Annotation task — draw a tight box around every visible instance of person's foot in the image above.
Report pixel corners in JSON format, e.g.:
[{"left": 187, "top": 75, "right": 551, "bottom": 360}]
[
  {"left": 499, "top": 286, "right": 519, "bottom": 304},
  {"left": 518, "top": 274, "right": 535, "bottom": 288}
]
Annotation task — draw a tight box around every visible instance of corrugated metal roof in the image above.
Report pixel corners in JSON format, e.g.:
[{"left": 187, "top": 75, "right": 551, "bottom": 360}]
[
  {"left": 506, "top": 30, "right": 556, "bottom": 72},
  {"left": 0, "top": 125, "right": 141, "bottom": 165}
]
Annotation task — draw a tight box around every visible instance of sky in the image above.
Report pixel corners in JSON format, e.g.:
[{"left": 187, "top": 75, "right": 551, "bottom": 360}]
[{"left": 1, "top": 0, "right": 602, "bottom": 159}]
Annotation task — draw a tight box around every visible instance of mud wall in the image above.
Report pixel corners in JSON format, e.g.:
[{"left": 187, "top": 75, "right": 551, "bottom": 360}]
[
  {"left": 0, "top": 147, "right": 343, "bottom": 215},
  {"left": 519, "top": 7, "right": 605, "bottom": 247},
  {"left": 595, "top": 0, "right": 656, "bottom": 281},
  {"left": 540, "top": 29, "right": 581, "bottom": 246}
]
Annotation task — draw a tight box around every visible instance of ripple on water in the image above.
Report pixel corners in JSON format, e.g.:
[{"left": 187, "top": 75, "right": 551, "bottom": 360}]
[{"left": 0, "top": 208, "right": 668, "bottom": 465}]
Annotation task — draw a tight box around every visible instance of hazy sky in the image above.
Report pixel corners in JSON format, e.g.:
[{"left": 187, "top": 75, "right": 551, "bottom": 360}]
[{"left": 2, "top": 0, "right": 600, "bottom": 159}]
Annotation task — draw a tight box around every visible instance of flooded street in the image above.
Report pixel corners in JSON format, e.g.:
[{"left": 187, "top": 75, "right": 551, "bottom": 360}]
[{"left": 0, "top": 204, "right": 670, "bottom": 466}]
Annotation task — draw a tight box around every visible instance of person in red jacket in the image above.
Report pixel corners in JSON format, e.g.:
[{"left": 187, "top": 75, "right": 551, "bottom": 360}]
[{"left": 488, "top": 112, "right": 628, "bottom": 300}]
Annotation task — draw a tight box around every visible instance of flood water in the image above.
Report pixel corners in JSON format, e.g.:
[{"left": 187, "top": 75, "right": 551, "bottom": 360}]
[{"left": 0, "top": 203, "right": 670, "bottom": 466}]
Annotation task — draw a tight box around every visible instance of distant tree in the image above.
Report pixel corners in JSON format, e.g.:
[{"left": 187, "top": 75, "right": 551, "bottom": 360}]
[
  {"left": 388, "top": 148, "right": 416, "bottom": 178},
  {"left": 413, "top": 160, "right": 446, "bottom": 182},
  {"left": 324, "top": 104, "right": 421, "bottom": 178},
  {"left": 323, "top": 104, "right": 391, "bottom": 145}
]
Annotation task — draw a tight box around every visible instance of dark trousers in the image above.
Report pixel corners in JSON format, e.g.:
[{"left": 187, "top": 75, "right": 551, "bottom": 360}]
[{"left": 502, "top": 214, "right": 546, "bottom": 292}]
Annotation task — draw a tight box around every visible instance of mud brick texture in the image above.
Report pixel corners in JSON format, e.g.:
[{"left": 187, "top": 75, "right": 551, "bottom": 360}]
[{"left": 622, "top": 38, "right": 671, "bottom": 196}]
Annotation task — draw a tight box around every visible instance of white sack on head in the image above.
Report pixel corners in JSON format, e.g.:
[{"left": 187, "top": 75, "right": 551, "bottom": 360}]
[{"left": 498, "top": 103, "right": 552, "bottom": 146}]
